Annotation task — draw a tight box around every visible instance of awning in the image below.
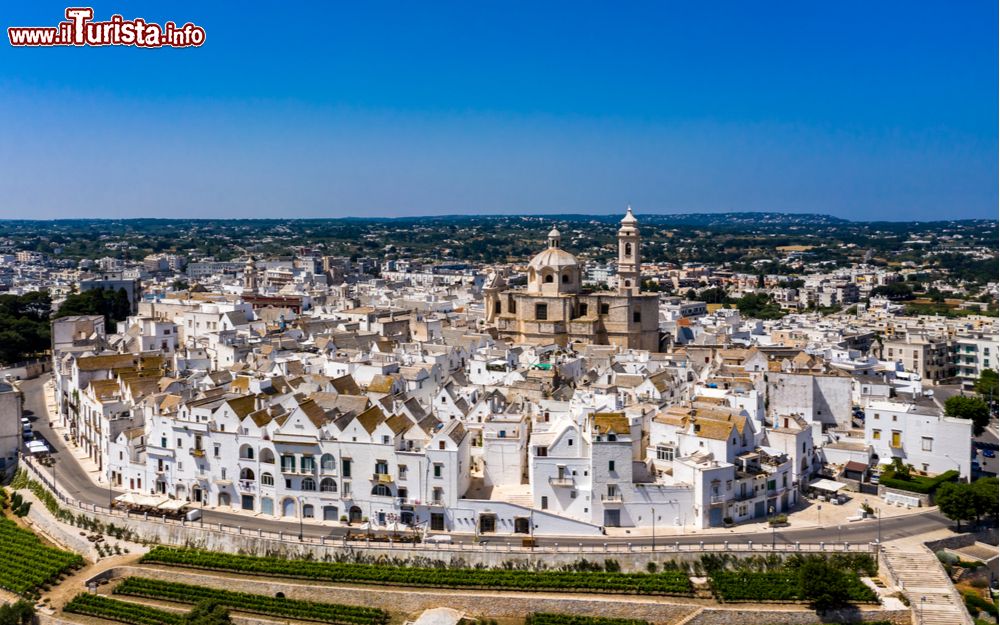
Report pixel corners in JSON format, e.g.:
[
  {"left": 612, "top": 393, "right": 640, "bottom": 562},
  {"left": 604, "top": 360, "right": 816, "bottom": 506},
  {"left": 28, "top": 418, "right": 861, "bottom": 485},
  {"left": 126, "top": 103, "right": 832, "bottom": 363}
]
[
  {"left": 809, "top": 478, "right": 847, "bottom": 493},
  {"left": 156, "top": 500, "right": 187, "bottom": 511}
]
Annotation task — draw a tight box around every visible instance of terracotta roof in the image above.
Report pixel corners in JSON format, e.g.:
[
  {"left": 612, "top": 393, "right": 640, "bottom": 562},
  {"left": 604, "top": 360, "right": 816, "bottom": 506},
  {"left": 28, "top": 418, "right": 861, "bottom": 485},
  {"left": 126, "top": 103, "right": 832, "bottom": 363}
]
[
  {"left": 593, "top": 412, "right": 629, "bottom": 436},
  {"left": 355, "top": 405, "right": 386, "bottom": 434},
  {"left": 225, "top": 395, "right": 257, "bottom": 418}
]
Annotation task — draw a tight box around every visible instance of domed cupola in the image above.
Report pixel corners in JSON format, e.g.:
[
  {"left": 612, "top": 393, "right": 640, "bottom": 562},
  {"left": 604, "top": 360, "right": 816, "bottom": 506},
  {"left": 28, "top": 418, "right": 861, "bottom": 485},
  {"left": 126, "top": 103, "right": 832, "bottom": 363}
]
[{"left": 527, "top": 225, "right": 581, "bottom": 295}]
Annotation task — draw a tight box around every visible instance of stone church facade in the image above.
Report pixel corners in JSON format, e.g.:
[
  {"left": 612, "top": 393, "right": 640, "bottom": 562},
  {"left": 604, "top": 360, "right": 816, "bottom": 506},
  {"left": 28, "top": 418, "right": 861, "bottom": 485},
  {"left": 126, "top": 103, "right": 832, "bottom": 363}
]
[{"left": 484, "top": 207, "right": 660, "bottom": 351}]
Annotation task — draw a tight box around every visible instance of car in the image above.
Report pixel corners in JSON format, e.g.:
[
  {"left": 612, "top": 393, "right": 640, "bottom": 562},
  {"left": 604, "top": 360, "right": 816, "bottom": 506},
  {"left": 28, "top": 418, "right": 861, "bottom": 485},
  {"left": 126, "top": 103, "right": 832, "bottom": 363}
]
[
  {"left": 870, "top": 474, "right": 880, "bottom": 485},
  {"left": 983, "top": 449, "right": 996, "bottom": 458}
]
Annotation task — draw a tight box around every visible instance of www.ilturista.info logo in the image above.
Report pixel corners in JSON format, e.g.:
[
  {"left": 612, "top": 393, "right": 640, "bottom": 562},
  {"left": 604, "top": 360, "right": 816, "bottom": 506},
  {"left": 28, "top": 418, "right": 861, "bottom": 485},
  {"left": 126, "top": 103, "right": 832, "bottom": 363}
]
[{"left": 8, "top": 8, "right": 205, "bottom": 48}]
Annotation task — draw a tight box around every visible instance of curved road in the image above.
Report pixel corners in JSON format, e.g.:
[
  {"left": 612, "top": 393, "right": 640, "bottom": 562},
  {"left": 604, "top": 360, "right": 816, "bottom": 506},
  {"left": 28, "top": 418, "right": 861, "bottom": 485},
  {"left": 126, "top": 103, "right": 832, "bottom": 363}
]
[{"left": 19, "top": 374, "right": 954, "bottom": 546}]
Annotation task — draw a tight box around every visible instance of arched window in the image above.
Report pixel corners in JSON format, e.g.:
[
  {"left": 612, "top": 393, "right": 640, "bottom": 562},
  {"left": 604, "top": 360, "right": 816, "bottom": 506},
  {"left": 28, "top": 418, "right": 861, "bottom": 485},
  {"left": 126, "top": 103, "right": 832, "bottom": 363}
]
[
  {"left": 320, "top": 478, "right": 337, "bottom": 493},
  {"left": 260, "top": 449, "right": 275, "bottom": 464},
  {"left": 371, "top": 484, "right": 392, "bottom": 497},
  {"left": 301, "top": 477, "right": 316, "bottom": 491},
  {"left": 624, "top": 242, "right": 632, "bottom": 256},
  {"left": 261, "top": 472, "right": 274, "bottom": 486},
  {"left": 561, "top": 273, "right": 569, "bottom": 284},
  {"left": 239, "top": 444, "right": 254, "bottom": 460},
  {"left": 624, "top": 280, "right": 631, "bottom": 288},
  {"left": 544, "top": 274, "right": 554, "bottom": 283},
  {"left": 320, "top": 453, "right": 336, "bottom": 472},
  {"left": 239, "top": 468, "right": 255, "bottom": 481}
]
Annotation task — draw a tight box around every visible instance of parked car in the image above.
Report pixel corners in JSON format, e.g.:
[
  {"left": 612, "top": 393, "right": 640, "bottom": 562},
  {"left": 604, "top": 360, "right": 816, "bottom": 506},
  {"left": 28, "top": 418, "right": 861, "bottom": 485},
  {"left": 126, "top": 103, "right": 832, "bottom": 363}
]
[{"left": 983, "top": 449, "right": 996, "bottom": 458}]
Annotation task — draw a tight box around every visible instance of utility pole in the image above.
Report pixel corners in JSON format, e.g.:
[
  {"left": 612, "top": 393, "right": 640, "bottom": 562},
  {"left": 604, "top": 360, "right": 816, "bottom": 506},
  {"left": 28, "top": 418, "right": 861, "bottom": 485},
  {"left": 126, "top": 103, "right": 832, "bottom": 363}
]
[{"left": 651, "top": 507, "right": 656, "bottom": 550}]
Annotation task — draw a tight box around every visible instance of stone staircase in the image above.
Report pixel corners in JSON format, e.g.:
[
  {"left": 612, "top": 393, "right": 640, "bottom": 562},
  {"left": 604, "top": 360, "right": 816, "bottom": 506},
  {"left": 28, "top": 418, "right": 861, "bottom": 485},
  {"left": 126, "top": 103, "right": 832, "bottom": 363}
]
[{"left": 882, "top": 543, "right": 972, "bottom": 625}]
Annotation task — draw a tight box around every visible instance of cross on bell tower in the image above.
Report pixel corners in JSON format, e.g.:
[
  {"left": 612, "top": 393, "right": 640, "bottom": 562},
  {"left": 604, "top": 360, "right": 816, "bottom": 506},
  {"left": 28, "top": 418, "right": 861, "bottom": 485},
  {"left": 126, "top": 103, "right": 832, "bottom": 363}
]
[{"left": 617, "top": 205, "right": 640, "bottom": 295}]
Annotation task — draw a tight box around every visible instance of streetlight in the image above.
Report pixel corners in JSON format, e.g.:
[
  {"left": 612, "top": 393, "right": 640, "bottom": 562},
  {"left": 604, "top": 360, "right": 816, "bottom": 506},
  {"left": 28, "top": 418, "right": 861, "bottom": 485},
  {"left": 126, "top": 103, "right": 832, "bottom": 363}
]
[
  {"left": 651, "top": 507, "right": 656, "bottom": 550},
  {"left": 769, "top": 505, "right": 776, "bottom": 549},
  {"left": 297, "top": 496, "right": 304, "bottom": 541},
  {"left": 875, "top": 507, "right": 881, "bottom": 544}
]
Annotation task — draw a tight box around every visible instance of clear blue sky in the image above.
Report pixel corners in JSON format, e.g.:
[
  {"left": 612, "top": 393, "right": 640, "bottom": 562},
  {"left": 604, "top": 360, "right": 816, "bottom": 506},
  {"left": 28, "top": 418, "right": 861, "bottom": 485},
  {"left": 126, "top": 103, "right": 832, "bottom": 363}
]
[{"left": 1, "top": 1, "right": 996, "bottom": 220}]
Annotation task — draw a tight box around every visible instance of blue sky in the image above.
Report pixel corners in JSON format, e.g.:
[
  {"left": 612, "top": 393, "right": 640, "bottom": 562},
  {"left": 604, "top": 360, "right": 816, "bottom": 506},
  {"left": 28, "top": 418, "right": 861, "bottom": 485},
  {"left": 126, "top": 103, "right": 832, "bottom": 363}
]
[{"left": 0, "top": 2, "right": 996, "bottom": 220}]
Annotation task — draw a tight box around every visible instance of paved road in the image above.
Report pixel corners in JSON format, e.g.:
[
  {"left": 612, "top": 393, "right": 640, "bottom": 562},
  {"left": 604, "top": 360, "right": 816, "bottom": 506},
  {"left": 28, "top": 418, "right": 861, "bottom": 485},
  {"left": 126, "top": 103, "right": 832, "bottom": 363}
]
[{"left": 18, "top": 374, "right": 955, "bottom": 547}]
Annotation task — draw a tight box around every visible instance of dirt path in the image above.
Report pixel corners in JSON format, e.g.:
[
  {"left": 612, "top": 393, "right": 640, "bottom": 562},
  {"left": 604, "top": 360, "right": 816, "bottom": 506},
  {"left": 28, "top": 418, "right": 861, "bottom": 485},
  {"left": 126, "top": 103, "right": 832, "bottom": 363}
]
[{"left": 42, "top": 554, "right": 143, "bottom": 611}]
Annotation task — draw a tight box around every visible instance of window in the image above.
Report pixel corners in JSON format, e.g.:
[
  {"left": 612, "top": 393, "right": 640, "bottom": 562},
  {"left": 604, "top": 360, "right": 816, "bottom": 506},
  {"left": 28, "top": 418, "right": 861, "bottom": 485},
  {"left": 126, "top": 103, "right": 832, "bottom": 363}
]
[
  {"left": 541, "top": 496, "right": 548, "bottom": 510},
  {"left": 433, "top": 464, "right": 443, "bottom": 478},
  {"left": 301, "top": 477, "right": 316, "bottom": 491},
  {"left": 375, "top": 460, "right": 389, "bottom": 475},
  {"left": 632, "top": 311, "right": 641, "bottom": 323},
  {"left": 261, "top": 473, "right": 274, "bottom": 486},
  {"left": 535, "top": 303, "right": 548, "bottom": 320},
  {"left": 578, "top": 303, "right": 588, "bottom": 317},
  {"left": 536, "top": 446, "right": 548, "bottom": 457},
  {"left": 341, "top": 458, "right": 351, "bottom": 477},
  {"left": 544, "top": 274, "right": 554, "bottom": 283},
  {"left": 302, "top": 504, "right": 314, "bottom": 518},
  {"left": 656, "top": 446, "right": 675, "bottom": 461},
  {"left": 321, "top": 454, "right": 336, "bottom": 472},
  {"left": 872, "top": 429, "right": 881, "bottom": 440},
  {"left": 561, "top": 273, "right": 569, "bottom": 284},
  {"left": 398, "top": 465, "right": 408, "bottom": 480},
  {"left": 320, "top": 478, "right": 337, "bottom": 492},
  {"left": 382, "top": 435, "right": 390, "bottom": 445},
  {"left": 921, "top": 437, "right": 933, "bottom": 452},
  {"left": 600, "top": 303, "right": 609, "bottom": 315},
  {"left": 371, "top": 484, "right": 392, "bottom": 497},
  {"left": 608, "top": 460, "right": 615, "bottom": 473},
  {"left": 301, "top": 456, "right": 316, "bottom": 472},
  {"left": 493, "top": 301, "right": 501, "bottom": 314},
  {"left": 624, "top": 242, "right": 632, "bottom": 257},
  {"left": 281, "top": 455, "right": 296, "bottom": 472}
]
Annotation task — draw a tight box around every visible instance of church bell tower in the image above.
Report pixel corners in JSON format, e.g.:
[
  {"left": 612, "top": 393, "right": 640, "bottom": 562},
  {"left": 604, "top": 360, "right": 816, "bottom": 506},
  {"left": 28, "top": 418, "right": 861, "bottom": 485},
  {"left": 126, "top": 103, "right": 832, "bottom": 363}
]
[{"left": 617, "top": 206, "right": 640, "bottom": 295}]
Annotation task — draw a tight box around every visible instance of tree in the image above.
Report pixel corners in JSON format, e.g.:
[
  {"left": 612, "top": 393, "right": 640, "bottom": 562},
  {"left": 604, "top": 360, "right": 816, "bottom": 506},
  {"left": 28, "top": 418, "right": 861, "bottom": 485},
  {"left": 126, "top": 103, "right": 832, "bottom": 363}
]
[
  {"left": 183, "top": 601, "right": 232, "bottom": 625},
  {"left": 974, "top": 369, "right": 998, "bottom": 406},
  {"left": 971, "top": 477, "right": 999, "bottom": 521},
  {"left": 798, "top": 557, "right": 850, "bottom": 611},
  {"left": 943, "top": 395, "right": 990, "bottom": 436},
  {"left": 0, "top": 600, "right": 34, "bottom": 625},
  {"left": 0, "top": 291, "right": 52, "bottom": 364},
  {"left": 936, "top": 482, "right": 978, "bottom": 531},
  {"left": 54, "top": 287, "right": 132, "bottom": 333}
]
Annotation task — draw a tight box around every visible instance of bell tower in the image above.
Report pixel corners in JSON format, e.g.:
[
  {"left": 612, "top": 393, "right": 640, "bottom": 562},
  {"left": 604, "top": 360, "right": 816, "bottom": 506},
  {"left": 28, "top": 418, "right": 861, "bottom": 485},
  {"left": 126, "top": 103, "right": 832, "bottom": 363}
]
[
  {"left": 617, "top": 206, "right": 640, "bottom": 295},
  {"left": 243, "top": 256, "right": 258, "bottom": 294}
]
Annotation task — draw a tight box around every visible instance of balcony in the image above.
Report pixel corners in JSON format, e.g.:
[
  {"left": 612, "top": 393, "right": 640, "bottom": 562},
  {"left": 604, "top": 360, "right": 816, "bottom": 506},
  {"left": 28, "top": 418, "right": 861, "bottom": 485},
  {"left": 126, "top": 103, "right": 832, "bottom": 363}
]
[
  {"left": 372, "top": 473, "right": 394, "bottom": 484},
  {"left": 600, "top": 493, "right": 623, "bottom": 504},
  {"left": 238, "top": 480, "right": 256, "bottom": 493},
  {"left": 190, "top": 448, "right": 205, "bottom": 458},
  {"left": 548, "top": 476, "right": 575, "bottom": 487}
]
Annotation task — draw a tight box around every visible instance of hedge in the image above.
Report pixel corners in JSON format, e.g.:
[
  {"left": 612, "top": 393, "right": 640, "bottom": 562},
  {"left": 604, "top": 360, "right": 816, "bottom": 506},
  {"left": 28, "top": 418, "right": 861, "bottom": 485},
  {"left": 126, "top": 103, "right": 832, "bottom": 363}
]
[
  {"left": 709, "top": 570, "right": 877, "bottom": 603},
  {"left": 141, "top": 547, "right": 693, "bottom": 596},
  {"left": 63, "top": 593, "right": 182, "bottom": 625},
  {"left": 879, "top": 469, "right": 959, "bottom": 495},
  {"left": 114, "top": 577, "right": 388, "bottom": 625}
]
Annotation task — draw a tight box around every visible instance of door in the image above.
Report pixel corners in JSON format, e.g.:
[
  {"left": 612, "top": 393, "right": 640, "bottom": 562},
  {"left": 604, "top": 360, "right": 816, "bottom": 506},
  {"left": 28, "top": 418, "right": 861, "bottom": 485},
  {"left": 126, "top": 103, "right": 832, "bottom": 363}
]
[
  {"left": 323, "top": 506, "right": 338, "bottom": 521},
  {"left": 241, "top": 495, "right": 254, "bottom": 511},
  {"left": 349, "top": 506, "right": 363, "bottom": 523},
  {"left": 261, "top": 497, "right": 274, "bottom": 516},
  {"left": 514, "top": 517, "right": 530, "bottom": 534},
  {"left": 430, "top": 513, "right": 445, "bottom": 531},
  {"left": 709, "top": 507, "right": 723, "bottom": 526},
  {"left": 754, "top": 500, "right": 766, "bottom": 517},
  {"left": 282, "top": 498, "right": 296, "bottom": 517},
  {"left": 603, "top": 509, "right": 620, "bottom": 527},
  {"left": 218, "top": 492, "right": 231, "bottom": 507}
]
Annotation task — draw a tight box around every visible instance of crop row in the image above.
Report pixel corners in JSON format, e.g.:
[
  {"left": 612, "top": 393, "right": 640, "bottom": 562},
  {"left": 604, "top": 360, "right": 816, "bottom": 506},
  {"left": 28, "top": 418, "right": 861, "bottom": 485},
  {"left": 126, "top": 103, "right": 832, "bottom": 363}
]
[
  {"left": 526, "top": 613, "right": 650, "bottom": 625},
  {"left": 63, "top": 593, "right": 182, "bottom": 625},
  {"left": 709, "top": 571, "right": 877, "bottom": 603},
  {"left": 114, "top": 577, "right": 389, "bottom": 625},
  {"left": 141, "top": 547, "right": 693, "bottom": 595},
  {"left": 0, "top": 518, "right": 84, "bottom": 597}
]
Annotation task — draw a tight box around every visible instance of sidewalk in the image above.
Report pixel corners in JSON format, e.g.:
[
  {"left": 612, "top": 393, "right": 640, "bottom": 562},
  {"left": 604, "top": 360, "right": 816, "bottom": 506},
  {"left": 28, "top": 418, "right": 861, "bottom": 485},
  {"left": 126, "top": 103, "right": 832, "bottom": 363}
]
[{"left": 43, "top": 380, "right": 108, "bottom": 484}]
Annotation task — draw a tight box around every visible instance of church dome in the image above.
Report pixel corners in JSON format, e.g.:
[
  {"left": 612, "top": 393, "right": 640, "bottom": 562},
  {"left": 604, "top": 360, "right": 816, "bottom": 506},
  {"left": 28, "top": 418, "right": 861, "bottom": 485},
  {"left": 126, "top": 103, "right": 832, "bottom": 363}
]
[{"left": 528, "top": 247, "right": 579, "bottom": 271}]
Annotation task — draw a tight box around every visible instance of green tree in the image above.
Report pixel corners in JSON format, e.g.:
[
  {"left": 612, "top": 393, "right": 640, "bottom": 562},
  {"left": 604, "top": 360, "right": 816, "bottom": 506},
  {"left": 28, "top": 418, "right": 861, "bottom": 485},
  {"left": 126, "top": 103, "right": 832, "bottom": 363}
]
[
  {"left": 0, "top": 600, "right": 34, "bottom": 625},
  {"left": 54, "top": 287, "right": 132, "bottom": 333},
  {"left": 973, "top": 369, "right": 998, "bottom": 407},
  {"left": 944, "top": 395, "right": 990, "bottom": 436},
  {"left": 798, "top": 557, "right": 850, "bottom": 611},
  {"left": 0, "top": 291, "right": 52, "bottom": 364},
  {"left": 183, "top": 601, "right": 232, "bottom": 625},
  {"left": 936, "top": 482, "right": 978, "bottom": 531},
  {"left": 971, "top": 477, "right": 999, "bottom": 521}
]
